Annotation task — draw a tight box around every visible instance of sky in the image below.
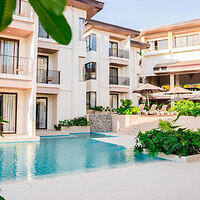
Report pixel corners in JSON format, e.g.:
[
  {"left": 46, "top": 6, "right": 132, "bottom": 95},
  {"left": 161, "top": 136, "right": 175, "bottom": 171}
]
[{"left": 93, "top": 0, "right": 200, "bottom": 30}]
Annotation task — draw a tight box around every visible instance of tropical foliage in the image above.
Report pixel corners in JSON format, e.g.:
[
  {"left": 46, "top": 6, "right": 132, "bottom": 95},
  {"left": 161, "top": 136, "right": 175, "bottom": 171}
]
[
  {"left": 134, "top": 120, "right": 200, "bottom": 157},
  {"left": 0, "top": 0, "right": 72, "bottom": 45},
  {"left": 171, "top": 100, "right": 200, "bottom": 120},
  {"left": 0, "top": 117, "right": 9, "bottom": 137},
  {"left": 54, "top": 116, "right": 89, "bottom": 130},
  {"left": 115, "top": 99, "right": 139, "bottom": 115}
]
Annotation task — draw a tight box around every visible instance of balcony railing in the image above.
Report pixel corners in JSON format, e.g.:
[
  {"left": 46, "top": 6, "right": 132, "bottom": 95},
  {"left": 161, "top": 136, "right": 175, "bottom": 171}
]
[
  {"left": 14, "top": 0, "right": 33, "bottom": 19},
  {"left": 37, "top": 69, "right": 60, "bottom": 84},
  {"left": 109, "top": 48, "right": 129, "bottom": 59},
  {"left": 85, "top": 73, "right": 96, "bottom": 81},
  {"left": 109, "top": 76, "right": 130, "bottom": 86},
  {"left": 0, "top": 54, "right": 31, "bottom": 76}
]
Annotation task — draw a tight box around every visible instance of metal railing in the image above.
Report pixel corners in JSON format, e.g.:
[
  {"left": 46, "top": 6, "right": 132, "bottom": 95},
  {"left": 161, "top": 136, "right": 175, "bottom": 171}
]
[
  {"left": 109, "top": 76, "right": 130, "bottom": 86},
  {"left": 85, "top": 73, "right": 96, "bottom": 81},
  {"left": 0, "top": 54, "right": 31, "bottom": 76},
  {"left": 109, "top": 48, "right": 129, "bottom": 59},
  {"left": 14, "top": 0, "right": 33, "bottom": 19},
  {"left": 37, "top": 69, "right": 60, "bottom": 84}
]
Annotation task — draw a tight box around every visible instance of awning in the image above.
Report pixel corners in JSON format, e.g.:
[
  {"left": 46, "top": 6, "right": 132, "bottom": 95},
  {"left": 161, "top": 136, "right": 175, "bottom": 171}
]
[{"left": 154, "top": 60, "right": 200, "bottom": 74}]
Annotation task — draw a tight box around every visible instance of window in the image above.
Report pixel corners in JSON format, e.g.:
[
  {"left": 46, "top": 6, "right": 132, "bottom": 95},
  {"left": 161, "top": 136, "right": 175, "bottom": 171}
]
[
  {"left": 148, "top": 39, "right": 168, "bottom": 51},
  {"left": 38, "top": 22, "right": 49, "bottom": 38},
  {"left": 79, "top": 18, "right": 85, "bottom": 41},
  {"left": 174, "top": 34, "right": 199, "bottom": 48},
  {"left": 86, "top": 34, "right": 96, "bottom": 52},
  {"left": 86, "top": 92, "right": 96, "bottom": 109},
  {"left": 85, "top": 62, "right": 96, "bottom": 80}
]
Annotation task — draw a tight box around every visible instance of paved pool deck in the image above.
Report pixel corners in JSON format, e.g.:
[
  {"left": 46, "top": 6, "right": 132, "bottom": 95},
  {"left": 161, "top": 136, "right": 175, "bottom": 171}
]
[{"left": 1, "top": 133, "right": 200, "bottom": 200}]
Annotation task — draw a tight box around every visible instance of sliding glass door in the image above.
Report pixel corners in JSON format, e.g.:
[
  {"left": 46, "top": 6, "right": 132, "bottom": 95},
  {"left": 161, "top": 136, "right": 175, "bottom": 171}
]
[
  {"left": 0, "top": 93, "right": 17, "bottom": 133},
  {"left": 0, "top": 38, "right": 19, "bottom": 74},
  {"left": 36, "top": 97, "right": 48, "bottom": 129}
]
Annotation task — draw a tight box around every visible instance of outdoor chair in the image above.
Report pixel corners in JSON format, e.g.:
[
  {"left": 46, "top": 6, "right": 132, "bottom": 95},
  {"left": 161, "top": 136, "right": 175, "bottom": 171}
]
[
  {"left": 148, "top": 104, "right": 157, "bottom": 115},
  {"left": 155, "top": 105, "right": 168, "bottom": 115},
  {"left": 138, "top": 104, "right": 147, "bottom": 115}
]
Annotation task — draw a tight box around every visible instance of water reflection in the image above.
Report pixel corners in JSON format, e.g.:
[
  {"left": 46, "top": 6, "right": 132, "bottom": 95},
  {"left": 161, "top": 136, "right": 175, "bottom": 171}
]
[{"left": 0, "top": 136, "right": 162, "bottom": 182}]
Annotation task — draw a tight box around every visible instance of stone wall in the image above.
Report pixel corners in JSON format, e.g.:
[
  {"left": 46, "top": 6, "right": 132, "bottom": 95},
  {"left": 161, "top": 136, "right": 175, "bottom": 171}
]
[{"left": 89, "top": 114, "right": 112, "bottom": 132}]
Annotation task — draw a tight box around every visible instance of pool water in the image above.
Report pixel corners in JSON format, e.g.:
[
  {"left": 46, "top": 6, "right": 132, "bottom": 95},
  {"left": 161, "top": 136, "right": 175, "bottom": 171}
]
[{"left": 0, "top": 134, "right": 162, "bottom": 182}]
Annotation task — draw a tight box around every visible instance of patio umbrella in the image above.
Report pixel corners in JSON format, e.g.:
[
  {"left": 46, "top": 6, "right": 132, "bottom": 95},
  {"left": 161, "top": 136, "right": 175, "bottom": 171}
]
[
  {"left": 133, "top": 83, "right": 166, "bottom": 110},
  {"left": 165, "top": 87, "right": 192, "bottom": 96},
  {"left": 165, "top": 87, "right": 192, "bottom": 106}
]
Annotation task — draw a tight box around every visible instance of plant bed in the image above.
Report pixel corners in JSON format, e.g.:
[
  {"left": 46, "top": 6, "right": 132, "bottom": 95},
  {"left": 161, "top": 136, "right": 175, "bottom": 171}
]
[
  {"left": 156, "top": 153, "right": 200, "bottom": 163},
  {"left": 54, "top": 116, "right": 90, "bottom": 133},
  {"left": 134, "top": 120, "right": 200, "bottom": 161},
  {"left": 61, "top": 126, "right": 90, "bottom": 133}
]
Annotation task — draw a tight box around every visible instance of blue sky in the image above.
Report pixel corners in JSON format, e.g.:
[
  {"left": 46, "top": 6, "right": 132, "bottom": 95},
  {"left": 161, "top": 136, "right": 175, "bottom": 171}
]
[{"left": 93, "top": 0, "right": 200, "bottom": 30}]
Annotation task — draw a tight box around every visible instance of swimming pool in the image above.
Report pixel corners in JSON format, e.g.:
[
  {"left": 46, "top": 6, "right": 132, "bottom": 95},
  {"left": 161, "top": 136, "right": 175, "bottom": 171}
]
[{"left": 0, "top": 133, "right": 162, "bottom": 182}]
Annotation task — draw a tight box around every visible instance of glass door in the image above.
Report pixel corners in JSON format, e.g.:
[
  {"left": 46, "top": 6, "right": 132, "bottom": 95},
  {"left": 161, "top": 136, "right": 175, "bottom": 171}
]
[
  {"left": 0, "top": 38, "right": 19, "bottom": 74},
  {"left": 110, "top": 67, "right": 118, "bottom": 85},
  {"left": 36, "top": 97, "right": 48, "bottom": 129},
  {"left": 109, "top": 41, "right": 118, "bottom": 57},
  {"left": 0, "top": 93, "right": 17, "bottom": 133},
  {"left": 37, "top": 55, "right": 48, "bottom": 83}
]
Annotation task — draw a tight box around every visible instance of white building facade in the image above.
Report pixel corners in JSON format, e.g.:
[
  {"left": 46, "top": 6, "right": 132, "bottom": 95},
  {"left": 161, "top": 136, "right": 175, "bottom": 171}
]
[
  {"left": 84, "top": 20, "right": 148, "bottom": 110},
  {"left": 0, "top": 0, "right": 104, "bottom": 137}
]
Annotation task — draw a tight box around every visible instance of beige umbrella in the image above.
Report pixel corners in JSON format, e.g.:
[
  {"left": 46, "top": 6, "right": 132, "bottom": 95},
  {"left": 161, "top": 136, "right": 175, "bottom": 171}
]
[
  {"left": 165, "top": 87, "right": 192, "bottom": 95},
  {"left": 133, "top": 83, "right": 166, "bottom": 110},
  {"left": 165, "top": 87, "right": 192, "bottom": 106}
]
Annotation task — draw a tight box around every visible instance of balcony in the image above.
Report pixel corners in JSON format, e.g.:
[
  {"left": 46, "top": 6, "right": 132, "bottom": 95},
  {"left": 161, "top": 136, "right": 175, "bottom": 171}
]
[
  {"left": 37, "top": 69, "right": 60, "bottom": 94},
  {"left": 109, "top": 76, "right": 130, "bottom": 93},
  {"left": 14, "top": 0, "right": 33, "bottom": 19},
  {"left": 85, "top": 73, "right": 96, "bottom": 81},
  {"left": 37, "top": 69, "right": 60, "bottom": 84},
  {"left": 1, "top": 0, "right": 34, "bottom": 38},
  {"left": 0, "top": 54, "right": 32, "bottom": 89},
  {"left": 109, "top": 48, "right": 129, "bottom": 67},
  {"left": 38, "top": 23, "right": 60, "bottom": 54},
  {"left": 109, "top": 76, "right": 130, "bottom": 86}
]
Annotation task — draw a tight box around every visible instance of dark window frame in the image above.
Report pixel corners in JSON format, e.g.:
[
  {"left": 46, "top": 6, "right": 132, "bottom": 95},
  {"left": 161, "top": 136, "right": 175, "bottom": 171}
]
[
  {"left": 85, "top": 62, "right": 96, "bottom": 80},
  {"left": 86, "top": 92, "right": 96, "bottom": 109},
  {"left": 36, "top": 97, "right": 48, "bottom": 129},
  {"left": 0, "top": 93, "right": 17, "bottom": 134}
]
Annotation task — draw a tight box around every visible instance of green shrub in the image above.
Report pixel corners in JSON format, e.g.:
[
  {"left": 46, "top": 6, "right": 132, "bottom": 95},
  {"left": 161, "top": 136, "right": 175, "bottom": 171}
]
[
  {"left": 134, "top": 120, "right": 200, "bottom": 157},
  {"left": 54, "top": 116, "right": 89, "bottom": 130},
  {"left": 115, "top": 99, "right": 139, "bottom": 115},
  {"left": 90, "top": 106, "right": 105, "bottom": 112},
  {"left": 171, "top": 100, "right": 200, "bottom": 120}
]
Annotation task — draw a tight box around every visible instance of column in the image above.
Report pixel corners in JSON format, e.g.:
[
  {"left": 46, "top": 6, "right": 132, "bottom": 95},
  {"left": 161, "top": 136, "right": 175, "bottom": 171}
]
[
  {"left": 175, "top": 74, "right": 180, "bottom": 87},
  {"left": 170, "top": 73, "right": 175, "bottom": 90}
]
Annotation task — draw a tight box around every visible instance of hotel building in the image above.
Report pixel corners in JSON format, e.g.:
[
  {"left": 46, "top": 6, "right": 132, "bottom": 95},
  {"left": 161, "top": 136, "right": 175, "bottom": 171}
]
[{"left": 140, "top": 19, "right": 200, "bottom": 101}]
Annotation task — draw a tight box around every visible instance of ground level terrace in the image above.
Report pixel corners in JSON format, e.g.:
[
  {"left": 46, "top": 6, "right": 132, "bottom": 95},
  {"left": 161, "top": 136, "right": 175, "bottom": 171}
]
[{"left": 146, "top": 72, "right": 200, "bottom": 100}]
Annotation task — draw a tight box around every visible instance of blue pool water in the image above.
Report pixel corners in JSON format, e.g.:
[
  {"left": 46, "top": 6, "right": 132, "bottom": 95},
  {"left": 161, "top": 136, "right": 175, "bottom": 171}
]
[{"left": 0, "top": 133, "right": 162, "bottom": 182}]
